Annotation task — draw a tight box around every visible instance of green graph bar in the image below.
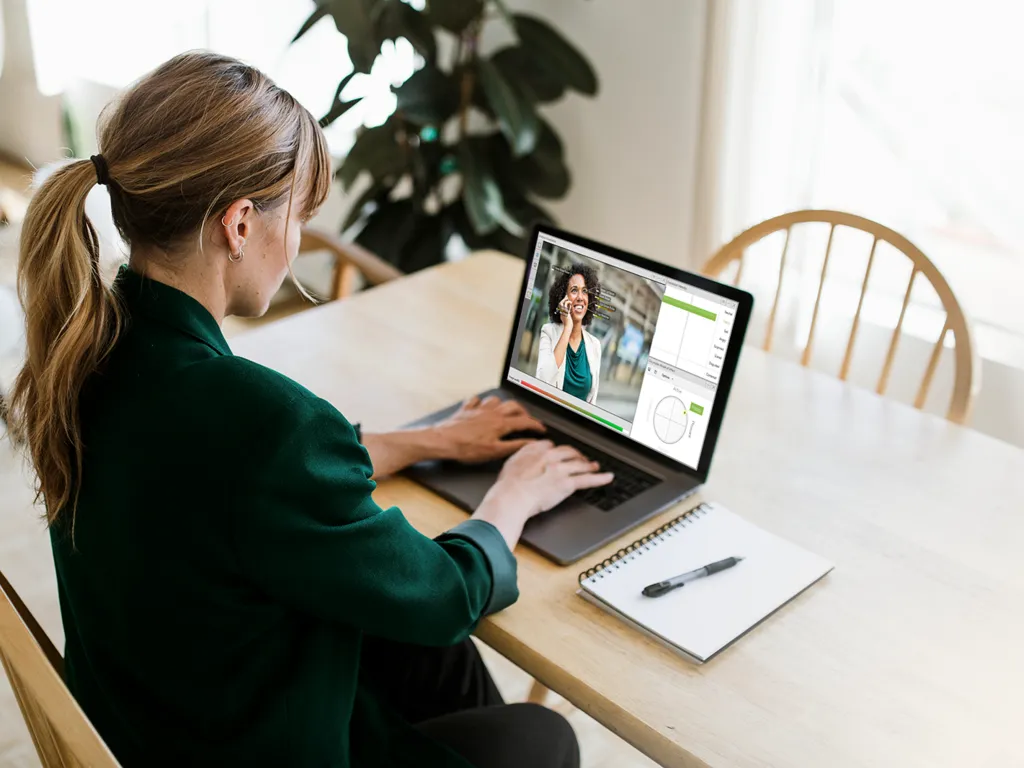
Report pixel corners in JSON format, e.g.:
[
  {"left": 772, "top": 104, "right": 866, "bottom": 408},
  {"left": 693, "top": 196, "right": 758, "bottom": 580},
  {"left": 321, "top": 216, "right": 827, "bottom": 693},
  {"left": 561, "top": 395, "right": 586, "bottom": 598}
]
[
  {"left": 690, "top": 403, "right": 705, "bottom": 415},
  {"left": 520, "top": 380, "right": 624, "bottom": 431},
  {"left": 568, "top": 402, "right": 624, "bottom": 431},
  {"left": 663, "top": 296, "right": 717, "bottom": 321}
]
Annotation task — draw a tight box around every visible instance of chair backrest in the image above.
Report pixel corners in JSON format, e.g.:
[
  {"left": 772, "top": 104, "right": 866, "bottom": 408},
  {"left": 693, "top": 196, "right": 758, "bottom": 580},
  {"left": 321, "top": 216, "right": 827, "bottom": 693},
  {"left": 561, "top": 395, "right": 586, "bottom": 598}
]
[
  {"left": 298, "top": 227, "right": 403, "bottom": 301},
  {"left": 701, "top": 210, "right": 980, "bottom": 424},
  {"left": 0, "top": 569, "right": 120, "bottom": 767}
]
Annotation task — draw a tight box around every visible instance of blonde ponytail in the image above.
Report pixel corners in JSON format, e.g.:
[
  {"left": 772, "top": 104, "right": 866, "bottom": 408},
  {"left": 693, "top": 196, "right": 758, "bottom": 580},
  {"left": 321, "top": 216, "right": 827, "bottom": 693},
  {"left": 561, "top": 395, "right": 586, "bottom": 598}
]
[
  {"left": 8, "top": 159, "right": 123, "bottom": 521},
  {"left": 7, "top": 51, "right": 331, "bottom": 524}
]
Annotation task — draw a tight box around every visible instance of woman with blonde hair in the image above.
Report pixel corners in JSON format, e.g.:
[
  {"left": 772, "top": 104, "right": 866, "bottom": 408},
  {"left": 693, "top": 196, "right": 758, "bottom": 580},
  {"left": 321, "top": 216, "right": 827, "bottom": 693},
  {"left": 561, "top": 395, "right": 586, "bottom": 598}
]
[{"left": 6, "top": 52, "right": 610, "bottom": 768}]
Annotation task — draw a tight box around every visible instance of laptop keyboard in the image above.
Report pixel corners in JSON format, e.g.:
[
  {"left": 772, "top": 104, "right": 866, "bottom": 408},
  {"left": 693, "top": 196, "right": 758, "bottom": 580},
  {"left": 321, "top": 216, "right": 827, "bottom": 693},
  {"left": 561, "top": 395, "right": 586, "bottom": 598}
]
[{"left": 504, "top": 427, "right": 661, "bottom": 512}]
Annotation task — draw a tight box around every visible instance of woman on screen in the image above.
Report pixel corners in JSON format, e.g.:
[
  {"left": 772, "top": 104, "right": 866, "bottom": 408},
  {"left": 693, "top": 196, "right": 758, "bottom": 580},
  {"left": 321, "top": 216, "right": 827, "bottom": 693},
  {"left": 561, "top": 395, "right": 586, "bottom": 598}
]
[{"left": 536, "top": 263, "right": 602, "bottom": 404}]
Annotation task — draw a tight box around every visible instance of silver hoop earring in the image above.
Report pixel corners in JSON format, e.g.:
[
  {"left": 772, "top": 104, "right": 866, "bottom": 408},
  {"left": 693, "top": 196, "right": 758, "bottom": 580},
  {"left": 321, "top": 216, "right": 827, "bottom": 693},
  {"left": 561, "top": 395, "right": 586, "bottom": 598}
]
[{"left": 228, "top": 246, "right": 244, "bottom": 263}]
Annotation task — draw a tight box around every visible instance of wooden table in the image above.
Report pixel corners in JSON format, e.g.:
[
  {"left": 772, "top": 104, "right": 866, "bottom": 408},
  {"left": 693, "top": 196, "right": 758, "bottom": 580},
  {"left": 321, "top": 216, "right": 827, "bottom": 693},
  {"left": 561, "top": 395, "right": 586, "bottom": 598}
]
[{"left": 233, "top": 252, "right": 1024, "bottom": 768}]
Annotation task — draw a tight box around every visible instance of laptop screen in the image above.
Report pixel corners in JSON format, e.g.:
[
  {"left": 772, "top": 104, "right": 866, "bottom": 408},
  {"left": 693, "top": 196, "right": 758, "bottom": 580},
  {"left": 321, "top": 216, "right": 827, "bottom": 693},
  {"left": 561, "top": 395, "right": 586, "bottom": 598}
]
[{"left": 505, "top": 230, "right": 742, "bottom": 471}]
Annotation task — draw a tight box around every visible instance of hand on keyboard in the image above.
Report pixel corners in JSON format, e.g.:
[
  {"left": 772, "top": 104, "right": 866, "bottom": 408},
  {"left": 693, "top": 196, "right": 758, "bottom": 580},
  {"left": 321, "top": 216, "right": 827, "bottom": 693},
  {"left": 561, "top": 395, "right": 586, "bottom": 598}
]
[
  {"left": 491, "top": 440, "right": 615, "bottom": 516},
  {"left": 434, "top": 395, "right": 548, "bottom": 463},
  {"left": 472, "top": 440, "right": 614, "bottom": 549},
  {"left": 502, "top": 425, "right": 660, "bottom": 512}
]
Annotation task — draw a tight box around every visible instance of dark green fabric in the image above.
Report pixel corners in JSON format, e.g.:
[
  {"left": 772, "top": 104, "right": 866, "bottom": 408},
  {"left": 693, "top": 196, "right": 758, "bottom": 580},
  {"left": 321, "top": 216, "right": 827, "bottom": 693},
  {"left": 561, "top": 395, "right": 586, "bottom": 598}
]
[
  {"left": 562, "top": 336, "right": 591, "bottom": 401},
  {"left": 51, "top": 267, "right": 519, "bottom": 767}
]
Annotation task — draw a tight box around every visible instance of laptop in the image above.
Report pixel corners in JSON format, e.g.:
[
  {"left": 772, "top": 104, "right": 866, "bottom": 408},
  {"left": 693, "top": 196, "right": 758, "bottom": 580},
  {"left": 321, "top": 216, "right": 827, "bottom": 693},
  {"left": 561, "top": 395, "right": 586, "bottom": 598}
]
[{"left": 405, "top": 225, "right": 753, "bottom": 564}]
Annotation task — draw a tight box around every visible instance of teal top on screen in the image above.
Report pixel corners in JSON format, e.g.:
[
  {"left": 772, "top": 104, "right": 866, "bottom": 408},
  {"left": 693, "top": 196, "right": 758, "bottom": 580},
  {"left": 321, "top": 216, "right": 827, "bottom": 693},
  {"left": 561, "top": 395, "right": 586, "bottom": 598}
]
[{"left": 563, "top": 337, "right": 592, "bottom": 401}]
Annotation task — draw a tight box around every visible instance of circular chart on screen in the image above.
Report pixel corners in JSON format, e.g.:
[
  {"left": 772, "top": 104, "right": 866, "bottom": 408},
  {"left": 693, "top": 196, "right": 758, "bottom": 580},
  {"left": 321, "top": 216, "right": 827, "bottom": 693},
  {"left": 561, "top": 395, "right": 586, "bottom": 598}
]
[{"left": 652, "top": 396, "right": 688, "bottom": 444}]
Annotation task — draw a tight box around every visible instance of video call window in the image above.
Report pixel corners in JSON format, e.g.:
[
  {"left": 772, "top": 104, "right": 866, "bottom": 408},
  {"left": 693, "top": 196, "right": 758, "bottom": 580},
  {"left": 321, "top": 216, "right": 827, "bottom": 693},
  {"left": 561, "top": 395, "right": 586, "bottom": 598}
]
[
  {"left": 508, "top": 235, "right": 738, "bottom": 470},
  {"left": 513, "top": 242, "right": 665, "bottom": 424}
]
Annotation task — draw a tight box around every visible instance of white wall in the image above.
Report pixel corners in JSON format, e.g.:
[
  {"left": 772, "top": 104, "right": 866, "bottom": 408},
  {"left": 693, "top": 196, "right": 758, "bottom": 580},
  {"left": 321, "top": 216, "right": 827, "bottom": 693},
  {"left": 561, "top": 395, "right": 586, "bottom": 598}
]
[
  {"left": 0, "top": 0, "right": 63, "bottom": 166},
  {"left": 501, "top": 0, "right": 709, "bottom": 270}
]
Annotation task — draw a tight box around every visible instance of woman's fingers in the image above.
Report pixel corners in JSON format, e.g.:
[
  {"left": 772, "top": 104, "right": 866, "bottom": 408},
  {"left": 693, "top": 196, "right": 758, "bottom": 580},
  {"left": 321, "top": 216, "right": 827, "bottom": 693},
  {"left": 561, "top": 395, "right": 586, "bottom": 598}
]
[
  {"left": 461, "top": 395, "right": 481, "bottom": 411},
  {"left": 502, "top": 413, "right": 546, "bottom": 435},
  {"left": 491, "top": 438, "right": 534, "bottom": 456},
  {"left": 570, "top": 471, "right": 615, "bottom": 489},
  {"left": 559, "top": 458, "right": 602, "bottom": 476},
  {"left": 543, "top": 444, "right": 587, "bottom": 463},
  {"left": 480, "top": 396, "right": 501, "bottom": 410}
]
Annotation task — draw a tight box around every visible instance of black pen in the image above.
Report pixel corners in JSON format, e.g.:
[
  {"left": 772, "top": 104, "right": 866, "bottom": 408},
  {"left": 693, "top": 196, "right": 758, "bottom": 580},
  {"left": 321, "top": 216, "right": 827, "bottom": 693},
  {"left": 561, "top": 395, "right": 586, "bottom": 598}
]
[{"left": 641, "top": 556, "right": 744, "bottom": 597}]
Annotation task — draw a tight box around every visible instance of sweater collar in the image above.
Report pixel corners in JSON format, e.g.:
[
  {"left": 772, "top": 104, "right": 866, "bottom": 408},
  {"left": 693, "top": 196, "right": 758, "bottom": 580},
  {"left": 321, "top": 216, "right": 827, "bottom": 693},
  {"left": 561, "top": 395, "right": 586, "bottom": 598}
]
[{"left": 116, "top": 266, "right": 232, "bottom": 357}]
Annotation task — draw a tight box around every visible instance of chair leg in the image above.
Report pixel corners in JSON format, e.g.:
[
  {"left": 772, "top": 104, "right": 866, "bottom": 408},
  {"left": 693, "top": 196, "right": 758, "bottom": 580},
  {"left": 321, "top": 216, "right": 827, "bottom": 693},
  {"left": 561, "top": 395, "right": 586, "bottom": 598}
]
[
  {"left": 331, "top": 262, "right": 359, "bottom": 301},
  {"left": 526, "top": 679, "right": 576, "bottom": 718},
  {"left": 526, "top": 679, "right": 550, "bottom": 705}
]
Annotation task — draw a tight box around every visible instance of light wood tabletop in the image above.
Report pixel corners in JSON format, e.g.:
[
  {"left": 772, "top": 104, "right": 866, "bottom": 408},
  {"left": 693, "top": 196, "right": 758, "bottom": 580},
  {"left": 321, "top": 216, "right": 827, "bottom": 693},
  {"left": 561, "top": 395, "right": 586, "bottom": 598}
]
[{"left": 232, "top": 251, "right": 1024, "bottom": 768}]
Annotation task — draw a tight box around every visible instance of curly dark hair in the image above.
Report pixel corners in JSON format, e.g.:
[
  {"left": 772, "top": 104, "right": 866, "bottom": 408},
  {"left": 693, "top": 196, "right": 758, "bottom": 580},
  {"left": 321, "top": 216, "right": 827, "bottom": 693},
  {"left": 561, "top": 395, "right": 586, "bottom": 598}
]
[{"left": 547, "top": 262, "right": 600, "bottom": 326}]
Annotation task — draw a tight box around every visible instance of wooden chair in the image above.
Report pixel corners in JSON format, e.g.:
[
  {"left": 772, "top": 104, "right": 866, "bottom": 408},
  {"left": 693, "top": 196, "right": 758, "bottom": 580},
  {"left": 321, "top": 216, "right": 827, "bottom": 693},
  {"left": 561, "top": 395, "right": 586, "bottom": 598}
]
[
  {"left": 0, "top": 569, "right": 120, "bottom": 766},
  {"left": 701, "top": 210, "right": 981, "bottom": 424},
  {"left": 298, "top": 226, "right": 403, "bottom": 301}
]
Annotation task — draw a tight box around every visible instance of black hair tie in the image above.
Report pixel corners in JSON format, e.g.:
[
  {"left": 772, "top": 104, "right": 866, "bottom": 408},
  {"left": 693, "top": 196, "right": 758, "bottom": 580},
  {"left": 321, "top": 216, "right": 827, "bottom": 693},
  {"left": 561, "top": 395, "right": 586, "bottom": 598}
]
[{"left": 90, "top": 154, "right": 110, "bottom": 186}]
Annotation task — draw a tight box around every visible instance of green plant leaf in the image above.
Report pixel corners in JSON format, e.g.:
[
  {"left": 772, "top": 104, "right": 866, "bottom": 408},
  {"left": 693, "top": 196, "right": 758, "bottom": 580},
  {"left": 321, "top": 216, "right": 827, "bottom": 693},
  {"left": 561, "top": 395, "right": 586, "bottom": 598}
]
[
  {"left": 354, "top": 197, "right": 418, "bottom": 267},
  {"left": 517, "top": 154, "right": 570, "bottom": 199},
  {"left": 533, "top": 117, "right": 565, "bottom": 159},
  {"left": 503, "top": 196, "right": 555, "bottom": 235},
  {"left": 514, "top": 14, "right": 598, "bottom": 96},
  {"left": 332, "top": 71, "right": 358, "bottom": 105},
  {"left": 319, "top": 72, "right": 361, "bottom": 128},
  {"left": 397, "top": 215, "right": 446, "bottom": 272},
  {"left": 427, "top": 0, "right": 483, "bottom": 33},
  {"left": 327, "top": 0, "right": 382, "bottom": 73},
  {"left": 487, "top": 121, "right": 569, "bottom": 200},
  {"left": 491, "top": 46, "right": 566, "bottom": 103},
  {"left": 447, "top": 198, "right": 544, "bottom": 257},
  {"left": 517, "top": 119, "right": 569, "bottom": 198},
  {"left": 458, "top": 142, "right": 502, "bottom": 235},
  {"left": 379, "top": 2, "right": 437, "bottom": 63},
  {"left": 319, "top": 96, "right": 363, "bottom": 129},
  {"left": 353, "top": 196, "right": 445, "bottom": 273},
  {"left": 337, "top": 120, "right": 406, "bottom": 191},
  {"left": 477, "top": 58, "right": 539, "bottom": 156},
  {"left": 393, "top": 65, "right": 459, "bottom": 125},
  {"left": 293, "top": 4, "right": 329, "bottom": 43},
  {"left": 341, "top": 178, "right": 391, "bottom": 232}
]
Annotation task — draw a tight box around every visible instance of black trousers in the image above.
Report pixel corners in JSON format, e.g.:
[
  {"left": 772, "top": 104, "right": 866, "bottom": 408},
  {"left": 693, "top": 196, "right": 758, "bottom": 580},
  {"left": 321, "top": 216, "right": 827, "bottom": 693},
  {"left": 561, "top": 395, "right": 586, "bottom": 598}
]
[{"left": 360, "top": 635, "right": 580, "bottom": 768}]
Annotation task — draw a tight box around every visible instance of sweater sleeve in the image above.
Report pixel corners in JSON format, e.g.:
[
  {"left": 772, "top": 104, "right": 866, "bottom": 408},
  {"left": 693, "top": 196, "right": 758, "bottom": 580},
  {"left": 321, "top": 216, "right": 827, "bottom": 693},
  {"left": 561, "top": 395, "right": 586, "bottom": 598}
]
[{"left": 230, "top": 395, "right": 519, "bottom": 645}]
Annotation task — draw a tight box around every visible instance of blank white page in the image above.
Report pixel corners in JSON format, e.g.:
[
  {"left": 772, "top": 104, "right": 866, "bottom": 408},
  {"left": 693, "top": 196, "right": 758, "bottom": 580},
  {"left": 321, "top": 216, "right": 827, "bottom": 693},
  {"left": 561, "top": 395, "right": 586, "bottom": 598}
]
[{"left": 580, "top": 502, "right": 833, "bottom": 662}]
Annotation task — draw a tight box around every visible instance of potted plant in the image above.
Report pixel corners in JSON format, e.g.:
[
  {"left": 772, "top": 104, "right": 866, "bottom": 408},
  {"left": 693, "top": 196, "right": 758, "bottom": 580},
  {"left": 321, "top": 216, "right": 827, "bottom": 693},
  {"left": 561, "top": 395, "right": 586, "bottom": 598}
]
[{"left": 293, "top": 0, "right": 598, "bottom": 272}]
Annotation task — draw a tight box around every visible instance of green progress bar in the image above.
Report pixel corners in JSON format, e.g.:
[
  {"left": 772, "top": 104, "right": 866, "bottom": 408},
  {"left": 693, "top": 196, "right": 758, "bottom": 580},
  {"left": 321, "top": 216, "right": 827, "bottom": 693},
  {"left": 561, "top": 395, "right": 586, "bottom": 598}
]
[
  {"left": 520, "top": 381, "right": 624, "bottom": 431},
  {"left": 663, "top": 296, "right": 717, "bottom": 321},
  {"left": 563, "top": 401, "right": 624, "bottom": 431}
]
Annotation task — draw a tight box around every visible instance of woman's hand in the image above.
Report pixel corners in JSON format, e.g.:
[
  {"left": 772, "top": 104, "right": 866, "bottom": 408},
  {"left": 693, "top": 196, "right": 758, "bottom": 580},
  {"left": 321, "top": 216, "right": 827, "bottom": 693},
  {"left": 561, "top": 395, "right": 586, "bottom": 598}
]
[
  {"left": 472, "top": 440, "right": 615, "bottom": 549},
  {"left": 433, "top": 395, "right": 546, "bottom": 464},
  {"left": 495, "top": 441, "right": 614, "bottom": 515},
  {"left": 557, "top": 295, "right": 573, "bottom": 329}
]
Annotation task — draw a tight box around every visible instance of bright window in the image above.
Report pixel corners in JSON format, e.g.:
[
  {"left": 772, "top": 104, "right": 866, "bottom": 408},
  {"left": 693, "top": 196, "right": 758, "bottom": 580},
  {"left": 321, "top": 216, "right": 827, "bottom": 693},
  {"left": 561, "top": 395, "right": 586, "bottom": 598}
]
[
  {"left": 810, "top": 0, "right": 1024, "bottom": 366},
  {"left": 23, "top": 0, "right": 418, "bottom": 154}
]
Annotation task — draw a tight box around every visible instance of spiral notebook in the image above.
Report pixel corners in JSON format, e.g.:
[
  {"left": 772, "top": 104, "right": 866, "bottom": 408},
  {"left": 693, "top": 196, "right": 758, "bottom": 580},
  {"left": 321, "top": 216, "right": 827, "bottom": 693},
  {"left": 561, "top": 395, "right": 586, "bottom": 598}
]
[{"left": 577, "top": 501, "right": 833, "bottom": 663}]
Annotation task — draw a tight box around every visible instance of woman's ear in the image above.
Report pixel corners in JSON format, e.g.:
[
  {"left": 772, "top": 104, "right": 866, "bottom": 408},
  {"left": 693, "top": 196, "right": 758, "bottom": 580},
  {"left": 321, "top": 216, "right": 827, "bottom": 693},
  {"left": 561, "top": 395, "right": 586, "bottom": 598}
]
[{"left": 220, "top": 198, "right": 255, "bottom": 255}]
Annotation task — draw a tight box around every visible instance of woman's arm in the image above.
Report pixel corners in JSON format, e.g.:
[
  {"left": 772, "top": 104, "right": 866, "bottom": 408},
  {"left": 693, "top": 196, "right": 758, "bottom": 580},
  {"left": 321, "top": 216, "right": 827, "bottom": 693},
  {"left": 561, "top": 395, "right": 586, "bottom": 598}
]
[
  {"left": 360, "top": 429, "right": 443, "bottom": 478},
  {"left": 361, "top": 395, "right": 546, "bottom": 478},
  {"left": 233, "top": 396, "right": 611, "bottom": 645}
]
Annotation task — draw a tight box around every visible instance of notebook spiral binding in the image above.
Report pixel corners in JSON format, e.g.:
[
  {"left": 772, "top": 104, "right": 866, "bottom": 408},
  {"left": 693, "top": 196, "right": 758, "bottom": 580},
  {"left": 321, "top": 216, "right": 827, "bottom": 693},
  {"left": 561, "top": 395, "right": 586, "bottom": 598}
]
[{"left": 578, "top": 502, "right": 711, "bottom": 583}]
